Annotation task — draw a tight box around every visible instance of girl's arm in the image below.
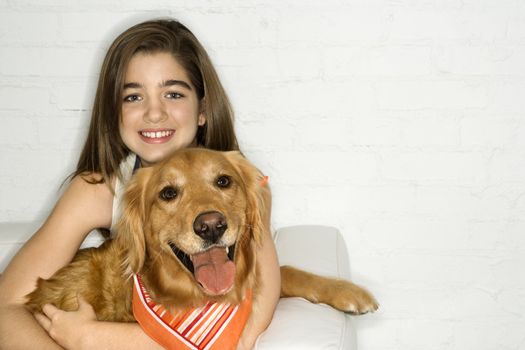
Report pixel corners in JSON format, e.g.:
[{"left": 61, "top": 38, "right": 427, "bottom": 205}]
[
  {"left": 238, "top": 228, "right": 281, "bottom": 350},
  {"left": 0, "top": 175, "right": 113, "bottom": 349},
  {"left": 238, "top": 190, "right": 281, "bottom": 350},
  {"left": 0, "top": 304, "right": 63, "bottom": 349}
]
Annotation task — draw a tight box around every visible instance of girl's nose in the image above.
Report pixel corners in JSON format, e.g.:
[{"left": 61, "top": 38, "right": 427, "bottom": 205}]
[{"left": 144, "top": 99, "right": 167, "bottom": 123}]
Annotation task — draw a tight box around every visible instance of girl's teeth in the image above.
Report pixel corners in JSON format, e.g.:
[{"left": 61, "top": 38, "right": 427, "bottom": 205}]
[{"left": 142, "top": 131, "right": 173, "bottom": 138}]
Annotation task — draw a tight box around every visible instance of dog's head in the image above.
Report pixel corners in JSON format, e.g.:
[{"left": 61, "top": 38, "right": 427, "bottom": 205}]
[{"left": 116, "top": 148, "right": 270, "bottom": 305}]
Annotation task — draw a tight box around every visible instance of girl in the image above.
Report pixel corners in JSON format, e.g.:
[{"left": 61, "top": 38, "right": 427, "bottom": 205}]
[{"left": 0, "top": 19, "right": 280, "bottom": 350}]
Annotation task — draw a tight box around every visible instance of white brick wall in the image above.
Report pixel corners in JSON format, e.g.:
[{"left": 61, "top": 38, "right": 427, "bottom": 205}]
[{"left": 1, "top": 1, "right": 525, "bottom": 349}]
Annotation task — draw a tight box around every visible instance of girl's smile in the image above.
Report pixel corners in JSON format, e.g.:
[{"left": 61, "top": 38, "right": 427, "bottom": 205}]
[
  {"left": 119, "top": 51, "right": 206, "bottom": 166},
  {"left": 139, "top": 129, "right": 176, "bottom": 143}
]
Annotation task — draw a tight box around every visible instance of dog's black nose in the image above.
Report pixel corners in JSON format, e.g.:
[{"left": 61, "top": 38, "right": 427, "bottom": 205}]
[{"left": 193, "top": 211, "right": 228, "bottom": 243}]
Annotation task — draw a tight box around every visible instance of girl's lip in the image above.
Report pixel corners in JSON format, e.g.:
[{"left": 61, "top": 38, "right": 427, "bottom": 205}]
[{"left": 138, "top": 129, "right": 175, "bottom": 144}]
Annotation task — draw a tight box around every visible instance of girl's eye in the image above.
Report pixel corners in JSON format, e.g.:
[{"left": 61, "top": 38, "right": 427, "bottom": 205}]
[
  {"left": 166, "top": 92, "right": 183, "bottom": 99},
  {"left": 123, "top": 94, "right": 142, "bottom": 103}
]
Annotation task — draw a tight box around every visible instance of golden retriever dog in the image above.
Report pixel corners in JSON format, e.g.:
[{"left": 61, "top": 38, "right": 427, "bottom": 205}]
[{"left": 26, "top": 148, "right": 377, "bottom": 344}]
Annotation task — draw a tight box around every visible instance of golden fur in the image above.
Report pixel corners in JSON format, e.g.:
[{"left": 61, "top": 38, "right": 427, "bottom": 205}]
[{"left": 26, "top": 148, "right": 377, "bottom": 322}]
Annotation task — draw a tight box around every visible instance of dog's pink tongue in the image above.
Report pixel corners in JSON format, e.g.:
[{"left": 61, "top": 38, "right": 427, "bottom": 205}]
[{"left": 192, "top": 247, "right": 235, "bottom": 295}]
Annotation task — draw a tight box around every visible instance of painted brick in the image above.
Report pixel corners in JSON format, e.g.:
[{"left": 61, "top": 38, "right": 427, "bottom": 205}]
[
  {"left": 323, "top": 46, "right": 434, "bottom": 78},
  {"left": 0, "top": 47, "right": 101, "bottom": 77},
  {"left": 0, "top": 13, "right": 59, "bottom": 46},
  {"left": 488, "top": 150, "right": 525, "bottom": 183},
  {"left": 453, "top": 320, "right": 525, "bottom": 350},
  {"left": 236, "top": 120, "right": 295, "bottom": 151},
  {"left": 57, "top": 12, "right": 142, "bottom": 44},
  {"left": 52, "top": 80, "right": 96, "bottom": 112},
  {"left": 0, "top": 113, "right": 39, "bottom": 146},
  {"left": 350, "top": 116, "right": 402, "bottom": 146},
  {"left": 276, "top": 46, "right": 323, "bottom": 80},
  {"left": 276, "top": 9, "right": 389, "bottom": 45},
  {"left": 290, "top": 116, "right": 352, "bottom": 149},
  {"left": 380, "top": 150, "right": 487, "bottom": 184},
  {"left": 211, "top": 47, "right": 281, "bottom": 84},
  {"left": 0, "top": 86, "right": 54, "bottom": 112},
  {"left": 460, "top": 115, "right": 520, "bottom": 149},
  {"left": 34, "top": 115, "right": 88, "bottom": 150},
  {"left": 375, "top": 80, "right": 489, "bottom": 111},
  {"left": 188, "top": 12, "right": 278, "bottom": 49},
  {"left": 488, "top": 81, "right": 525, "bottom": 114},
  {"left": 434, "top": 44, "right": 525, "bottom": 76},
  {"left": 270, "top": 150, "right": 380, "bottom": 186},
  {"left": 387, "top": 9, "right": 509, "bottom": 43}
]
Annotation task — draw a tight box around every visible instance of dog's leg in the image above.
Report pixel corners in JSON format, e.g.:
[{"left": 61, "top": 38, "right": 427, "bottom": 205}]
[
  {"left": 25, "top": 241, "right": 135, "bottom": 322},
  {"left": 280, "top": 266, "right": 378, "bottom": 314}
]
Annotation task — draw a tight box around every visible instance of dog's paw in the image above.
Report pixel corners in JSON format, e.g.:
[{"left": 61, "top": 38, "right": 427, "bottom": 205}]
[{"left": 329, "top": 281, "right": 379, "bottom": 315}]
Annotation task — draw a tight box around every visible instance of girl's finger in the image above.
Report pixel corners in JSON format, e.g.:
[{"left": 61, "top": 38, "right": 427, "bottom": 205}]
[
  {"left": 77, "top": 294, "right": 91, "bottom": 310},
  {"left": 42, "top": 303, "right": 59, "bottom": 319},
  {"left": 33, "top": 312, "right": 51, "bottom": 332}
]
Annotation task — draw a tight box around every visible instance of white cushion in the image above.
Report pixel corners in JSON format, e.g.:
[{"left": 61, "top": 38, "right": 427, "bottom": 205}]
[
  {"left": 274, "top": 225, "right": 351, "bottom": 279},
  {"left": 256, "top": 225, "right": 356, "bottom": 350},
  {"left": 256, "top": 297, "right": 357, "bottom": 350}
]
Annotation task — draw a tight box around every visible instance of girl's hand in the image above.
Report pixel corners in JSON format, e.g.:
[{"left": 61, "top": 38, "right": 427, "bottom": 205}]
[
  {"left": 34, "top": 296, "right": 97, "bottom": 350},
  {"left": 236, "top": 340, "right": 251, "bottom": 350},
  {"left": 237, "top": 330, "right": 257, "bottom": 350}
]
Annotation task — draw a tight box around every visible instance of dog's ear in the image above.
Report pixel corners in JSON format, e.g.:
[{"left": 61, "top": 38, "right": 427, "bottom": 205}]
[
  {"left": 116, "top": 166, "right": 153, "bottom": 274},
  {"left": 224, "top": 151, "right": 271, "bottom": 246}
]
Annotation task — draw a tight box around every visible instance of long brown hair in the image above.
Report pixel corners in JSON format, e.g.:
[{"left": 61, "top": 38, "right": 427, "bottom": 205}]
[{"left": 74, "top": 19, "right": 239, "bottom": 185}]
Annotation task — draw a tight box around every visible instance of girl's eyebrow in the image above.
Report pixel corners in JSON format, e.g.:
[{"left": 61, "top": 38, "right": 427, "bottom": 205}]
[
  {"left": 163, "top": 79, "right": 192, "bottom": 90},
  {"left": 122, "top": 80, "right": 193, "bottom": 91},
  {"left": 123, "top": 82, "right": 142, "bottom": 90}
]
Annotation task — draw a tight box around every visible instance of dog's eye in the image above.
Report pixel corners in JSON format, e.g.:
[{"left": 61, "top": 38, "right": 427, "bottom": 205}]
[
  {"left": 159, "top": 186, "right": 178, "bottom": 201},
  {"left": 216, "top": 175, "right": 231, "bottom": 188}
]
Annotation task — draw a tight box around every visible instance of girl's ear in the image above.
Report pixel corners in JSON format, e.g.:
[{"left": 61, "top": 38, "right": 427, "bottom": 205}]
[
  {"left": 198, "top": 98, "right": 207, "bottom": 126},
  {"left": 198, "top": 113, "right": 206, "bottom": 126},
  {"left": 116, "top": 167, "right": 153, "bottom": 275},
  {"left": 224, "top": 151, "right": 271, "bottom": 247}
]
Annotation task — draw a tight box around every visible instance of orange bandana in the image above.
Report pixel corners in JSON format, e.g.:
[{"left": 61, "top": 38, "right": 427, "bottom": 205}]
[{"left": 132, "top": 274, "right": 252, "bottom": 350}]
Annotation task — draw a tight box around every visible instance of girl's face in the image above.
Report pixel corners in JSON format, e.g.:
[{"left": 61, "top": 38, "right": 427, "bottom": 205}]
[{"left": 119, "top": 51, "right": 206, "bottom": 167}]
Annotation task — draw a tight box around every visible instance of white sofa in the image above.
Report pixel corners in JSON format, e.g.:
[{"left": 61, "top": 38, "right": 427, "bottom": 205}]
[{"left": 0, "top": 223, "right": 357, "bottom": 350}]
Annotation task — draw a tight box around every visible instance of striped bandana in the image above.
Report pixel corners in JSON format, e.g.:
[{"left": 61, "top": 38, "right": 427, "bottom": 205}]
[{"left": 132, "top": 274, "right": 252, "bottom": 350}]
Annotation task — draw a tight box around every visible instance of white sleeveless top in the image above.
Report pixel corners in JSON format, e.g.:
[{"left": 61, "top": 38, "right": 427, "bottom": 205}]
[{"left": 109, "top": 153, "right": 138, "bottom": 237}]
